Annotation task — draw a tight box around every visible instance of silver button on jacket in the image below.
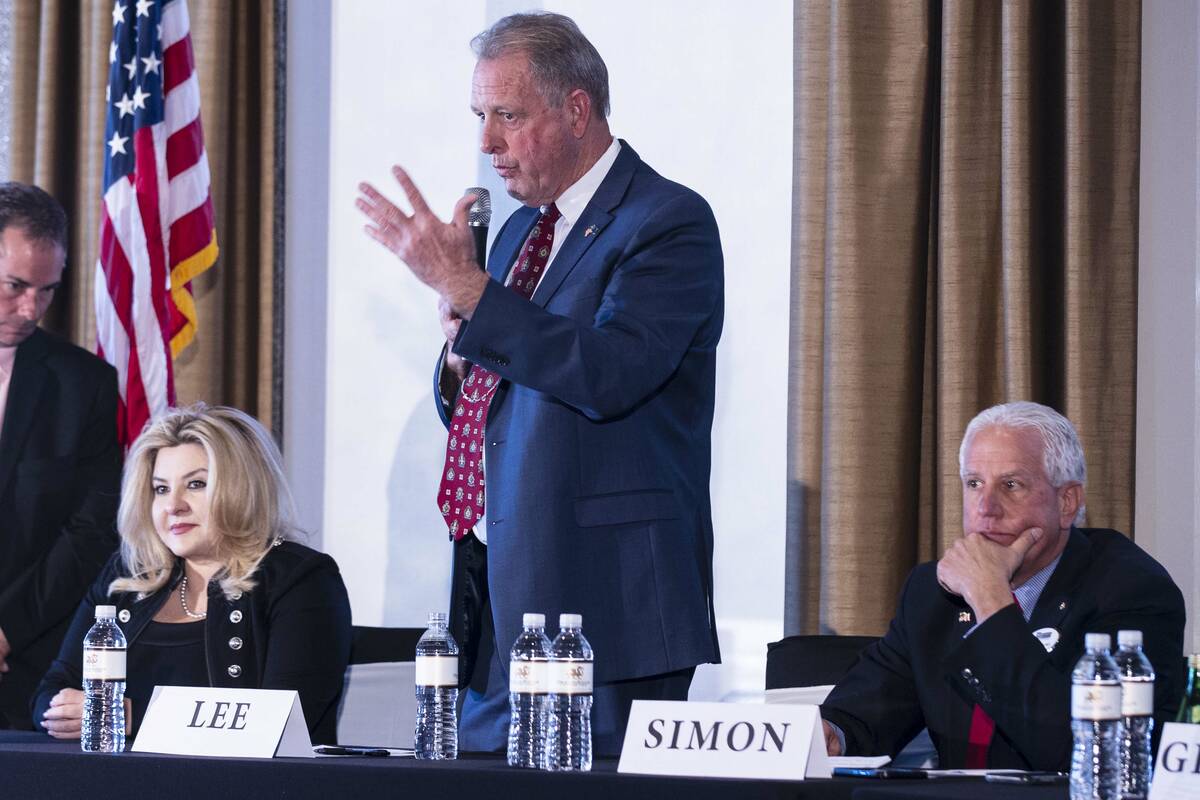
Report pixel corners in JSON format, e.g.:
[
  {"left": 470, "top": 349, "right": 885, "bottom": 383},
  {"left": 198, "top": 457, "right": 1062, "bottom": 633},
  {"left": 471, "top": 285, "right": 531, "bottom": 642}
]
[
  {"left": 228, "top": 636, "right": 243, "bottom": 651},
  {"left": 227, "top": 664, "right": 242, "bottom": 678}
]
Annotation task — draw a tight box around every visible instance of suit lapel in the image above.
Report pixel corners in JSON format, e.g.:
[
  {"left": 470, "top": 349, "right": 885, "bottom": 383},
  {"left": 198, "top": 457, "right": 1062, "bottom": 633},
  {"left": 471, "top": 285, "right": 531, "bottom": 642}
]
[
  {"left": 0, "top": 329, "right": 51, "bottom": 498},
  {"left": 530, "top": 207, "right": 614, "bottom": 307},
  {"left": 529, "top": 142, "right": 638, "bottom": 308},
  {"left": 1028, "top": 528, "right": 1091, "bottom": 631},
  {"left": 488, "top": 208, "right": 539, "bottom": 284}
]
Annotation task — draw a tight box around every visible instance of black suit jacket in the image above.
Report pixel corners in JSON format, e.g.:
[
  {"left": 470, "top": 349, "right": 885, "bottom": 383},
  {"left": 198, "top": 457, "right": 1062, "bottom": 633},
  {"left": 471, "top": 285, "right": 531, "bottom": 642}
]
[
  {"left": 0, "top": 328, "right": 121, "bottom": 727},
  {"left": 821, "top": 528, "right": 1187, "bottom": 769},
  {"left": 33, "top": 541, "right": 353, "bottom": 744}
]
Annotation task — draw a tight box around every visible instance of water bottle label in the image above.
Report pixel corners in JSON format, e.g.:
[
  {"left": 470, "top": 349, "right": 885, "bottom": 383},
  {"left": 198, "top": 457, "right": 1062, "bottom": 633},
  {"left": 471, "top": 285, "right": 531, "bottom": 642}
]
[
  {"left": 1120, "top": 680, "right": 1154, "bottom": 716},
  {"left": 509, "top": 659, "right": 548, "bottom": 693},
  {"left": 83, "top": 647, "right": 126, "bottom": 680},
  {"left": 1071, "top": 683, "right": 1121, "bottom": 720},
  {"left": 549, "top": 660, "right": 593, "bottom": 694},
  {"left": 415, "top": 655, "right": 458, "bottom": 687}
]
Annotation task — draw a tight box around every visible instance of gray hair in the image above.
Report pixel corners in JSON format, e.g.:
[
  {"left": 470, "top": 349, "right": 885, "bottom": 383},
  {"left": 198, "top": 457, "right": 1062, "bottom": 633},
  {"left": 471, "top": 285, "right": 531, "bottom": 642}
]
[
  {"left": 0, "top": 182, "right": 68, "bottom": 252},
  {"left": 471, "top": 12, "right": 611, "bottom": 118},
  {"left": 958, "top": 401, "right": 1087, "bottom": 525}
]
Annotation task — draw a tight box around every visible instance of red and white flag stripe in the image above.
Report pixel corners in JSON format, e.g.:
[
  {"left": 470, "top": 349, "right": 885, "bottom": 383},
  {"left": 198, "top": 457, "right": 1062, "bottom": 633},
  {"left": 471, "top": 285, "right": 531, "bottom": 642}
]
[{"left": 95, "top": 0, "right": 217, "bottom": 446}]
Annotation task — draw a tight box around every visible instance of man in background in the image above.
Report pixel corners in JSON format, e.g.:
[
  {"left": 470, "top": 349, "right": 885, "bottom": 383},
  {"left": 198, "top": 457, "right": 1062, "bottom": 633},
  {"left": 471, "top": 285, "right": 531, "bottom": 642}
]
[
  {"left": 821, "top": 401, "right": 1185, "bottom": 769},
  {"left": 0, "top": 182, "right": 121, "bottom": 729},
  {"left": 357, "top": 12, "right": 723, "bottom": 754}
]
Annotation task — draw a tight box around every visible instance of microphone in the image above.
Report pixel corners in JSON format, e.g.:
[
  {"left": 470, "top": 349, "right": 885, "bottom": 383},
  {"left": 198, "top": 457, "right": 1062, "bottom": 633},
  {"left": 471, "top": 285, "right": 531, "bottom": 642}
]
[{"left": 466, "top": 187, "right": 491, "bottom": 270}]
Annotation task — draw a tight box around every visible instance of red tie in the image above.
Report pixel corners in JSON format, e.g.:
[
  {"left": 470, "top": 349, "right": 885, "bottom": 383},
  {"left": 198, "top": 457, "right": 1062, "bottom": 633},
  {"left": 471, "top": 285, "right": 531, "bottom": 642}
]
[
  {"left": 436, "top": 204, "right": 562, "bottom": 540},
  {"left": 965, "top": 593, "right": 1022, "bottom": 767}
]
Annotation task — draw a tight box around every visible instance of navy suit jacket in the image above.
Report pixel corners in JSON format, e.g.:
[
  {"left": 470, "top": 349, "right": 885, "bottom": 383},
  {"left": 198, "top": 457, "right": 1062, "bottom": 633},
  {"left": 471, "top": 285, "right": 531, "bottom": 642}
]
[
  {"left": 0, "top": 329, "right": 121, "bottom": 726},
  {"left": 438, "top": 142, "right": 723, "bottom": 683},
  {"left": 821, "top": 528, "right": 1187, "bottom": 769}
]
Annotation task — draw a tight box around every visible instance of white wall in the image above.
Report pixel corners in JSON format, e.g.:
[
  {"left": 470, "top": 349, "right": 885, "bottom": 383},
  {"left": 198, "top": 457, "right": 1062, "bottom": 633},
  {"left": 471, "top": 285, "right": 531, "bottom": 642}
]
[
  {"left": 305, "top": 1, "right": 792, "bottom": 701},
  {"left": 284, "top": 0, "right": 332, "bottom": 551},
  {"left": 1137, "top": 0, "right": 1200, "bottom": 653}
]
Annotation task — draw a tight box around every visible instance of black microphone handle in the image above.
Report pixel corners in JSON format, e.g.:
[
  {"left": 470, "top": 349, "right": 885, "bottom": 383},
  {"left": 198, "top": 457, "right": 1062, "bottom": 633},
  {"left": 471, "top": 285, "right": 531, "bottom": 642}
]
[{"left": 471, "top": 224, "right": 489, "bottom": 271}]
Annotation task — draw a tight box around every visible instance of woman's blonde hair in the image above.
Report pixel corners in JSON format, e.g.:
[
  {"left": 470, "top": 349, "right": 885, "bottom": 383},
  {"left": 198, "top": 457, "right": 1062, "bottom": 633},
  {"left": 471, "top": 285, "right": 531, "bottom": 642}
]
[{"left": 109, "top": 404, "right": 298, "bottom": 599}]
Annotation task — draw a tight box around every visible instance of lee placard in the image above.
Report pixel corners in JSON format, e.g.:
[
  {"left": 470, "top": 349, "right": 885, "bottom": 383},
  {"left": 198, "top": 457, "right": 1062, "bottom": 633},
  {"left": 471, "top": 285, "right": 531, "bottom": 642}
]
[
  {"left": 132, "top": 685, "right": 312, "bottom": 758},
  {"left": 618, "top": 700, "right": 831, "bottom": 781}
]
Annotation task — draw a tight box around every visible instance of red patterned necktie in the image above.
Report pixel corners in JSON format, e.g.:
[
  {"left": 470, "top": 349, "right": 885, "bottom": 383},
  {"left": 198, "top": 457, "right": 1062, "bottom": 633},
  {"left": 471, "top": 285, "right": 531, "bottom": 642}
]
[
  {"left": 965, "top": 592, "right": 1022, "bottom": 767},
  {"left": 436, "top": 204, "right": 562, "bottom": 540}
]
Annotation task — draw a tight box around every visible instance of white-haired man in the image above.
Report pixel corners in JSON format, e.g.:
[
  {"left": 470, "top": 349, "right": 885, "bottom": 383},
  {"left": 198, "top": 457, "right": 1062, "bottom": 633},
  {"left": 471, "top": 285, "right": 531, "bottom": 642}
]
[{"left": 820, "top": 401, "right": 1185, "bottom": 769}]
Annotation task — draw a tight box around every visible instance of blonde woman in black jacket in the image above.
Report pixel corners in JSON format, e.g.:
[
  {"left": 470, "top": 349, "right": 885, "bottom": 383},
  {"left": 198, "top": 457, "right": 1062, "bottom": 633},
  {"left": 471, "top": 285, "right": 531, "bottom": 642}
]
[{"left": 32, "top": 404, "right": 351, "bottom": 744}]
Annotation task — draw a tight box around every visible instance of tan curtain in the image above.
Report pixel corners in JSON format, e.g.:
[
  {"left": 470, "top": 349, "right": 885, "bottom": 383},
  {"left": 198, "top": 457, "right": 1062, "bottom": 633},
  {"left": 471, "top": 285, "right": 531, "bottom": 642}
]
[
  {"left": 6, "top": 0, "right": 279, "bottom": 427},
  {"left": 787, "top": 0, "right": 1140, "bottom": 636}
]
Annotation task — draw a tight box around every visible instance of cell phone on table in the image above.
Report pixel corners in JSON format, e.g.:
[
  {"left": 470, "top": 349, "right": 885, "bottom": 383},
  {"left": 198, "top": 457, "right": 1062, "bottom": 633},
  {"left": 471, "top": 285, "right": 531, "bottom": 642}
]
[
  {"left": 984, "top": 771, "right": 1067, "bottom": 784},
  {"left": 832, "top": 767, "right": 928, "bottom": 779},
  {"left": 313, "top": 745, "right": 391, "bottom": 757}
]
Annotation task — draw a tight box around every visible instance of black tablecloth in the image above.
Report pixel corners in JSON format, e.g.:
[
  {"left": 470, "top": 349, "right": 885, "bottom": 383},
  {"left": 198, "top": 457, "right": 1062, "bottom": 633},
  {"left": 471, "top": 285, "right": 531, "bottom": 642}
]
[{"left": 0, "top": 731, "right": 1066, "bottom": 800}]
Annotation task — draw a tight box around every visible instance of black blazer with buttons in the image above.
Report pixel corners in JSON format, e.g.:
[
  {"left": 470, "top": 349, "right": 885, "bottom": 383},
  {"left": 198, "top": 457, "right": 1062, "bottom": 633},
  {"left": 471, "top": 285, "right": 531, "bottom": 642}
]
[
  {"left": 31, "top": 541, "right": 352, "bottom": 744},
  {"left": 820, "top": 528, "right": 1186, "bottom": 769}
]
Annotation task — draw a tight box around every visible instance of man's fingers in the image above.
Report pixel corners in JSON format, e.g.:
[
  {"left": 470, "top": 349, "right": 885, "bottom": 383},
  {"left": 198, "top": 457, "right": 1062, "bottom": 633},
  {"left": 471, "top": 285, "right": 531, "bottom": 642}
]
[
  {"left": 935, "top": 559, "right": 961, "bottom": 596},
  {"left": 392, "top": 166, "right": 432, "bottom": 217},
  {"left": 42, "top": 717, "right": 82, "bottom": 737},
  {"left": 822, "top": 720, "right": 843, "bottom": 756},
  {"left": 451, "top": 193, "right": 476, "bottom": 228},
  {"left": 43, "top": 701, "right": 83, "bottom": 720},
  {"left": 356, "top": 185, "right": 412, "bottom": 232},
  {"left": 1010, "top": 527, "right": 1043, "bottom": 560},
  {"left": 363, "top": 224, "right": 403, "bottom": 257}
]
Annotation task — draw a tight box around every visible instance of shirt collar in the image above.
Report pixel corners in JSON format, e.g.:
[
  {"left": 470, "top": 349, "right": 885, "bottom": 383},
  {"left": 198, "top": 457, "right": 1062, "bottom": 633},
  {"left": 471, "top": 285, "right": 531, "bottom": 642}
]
[
  {"left": 0, "top": 345, "right": 16, "bottom": 380},
  {"left": 543, "top": 137, "right": 621, "bottom": 226},
  {"left": 1012, "top": 551, "right": 1063, "bottom": 621}
]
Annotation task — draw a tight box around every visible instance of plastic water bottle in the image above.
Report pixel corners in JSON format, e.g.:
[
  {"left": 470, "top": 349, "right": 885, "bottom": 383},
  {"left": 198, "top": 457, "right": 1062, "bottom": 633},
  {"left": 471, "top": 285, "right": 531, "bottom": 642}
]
[
  {"left": 1114, "top": 630, "right": 1154, "bottom": 800},
  {"left": 81, "top": 604, "right": 127, "bottom": 753},
  {"left": 543, "top": 613, "right": 593, "bottom": 771},
  {"left": 1071, "top": 632, "right": 1121, "bottom": 800},
  {"left": 507, "top": 612, "right": 551, "bottom": 768},
  {"left": 414, "top": 611, "right": 459, "bottom": 760}
]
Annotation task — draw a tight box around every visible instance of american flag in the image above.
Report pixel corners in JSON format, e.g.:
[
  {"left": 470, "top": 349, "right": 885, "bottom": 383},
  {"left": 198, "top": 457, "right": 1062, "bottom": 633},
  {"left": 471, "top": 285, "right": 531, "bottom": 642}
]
[{"left": 95, "top": 0, "right": 218, "bottom": 446}]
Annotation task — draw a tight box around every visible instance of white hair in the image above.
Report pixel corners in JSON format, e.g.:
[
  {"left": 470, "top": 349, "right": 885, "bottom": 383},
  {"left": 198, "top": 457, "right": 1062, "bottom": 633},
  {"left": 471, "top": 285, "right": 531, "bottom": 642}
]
[{"left": 958, "top": 401, "right": 1087, "bottom": 526}]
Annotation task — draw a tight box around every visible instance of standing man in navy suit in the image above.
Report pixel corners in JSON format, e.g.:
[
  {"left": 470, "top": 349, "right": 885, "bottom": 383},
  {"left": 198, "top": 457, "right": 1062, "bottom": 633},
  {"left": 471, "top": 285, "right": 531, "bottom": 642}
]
[{"left": 357, "top": 12, "right": 722, "bottom": 754}]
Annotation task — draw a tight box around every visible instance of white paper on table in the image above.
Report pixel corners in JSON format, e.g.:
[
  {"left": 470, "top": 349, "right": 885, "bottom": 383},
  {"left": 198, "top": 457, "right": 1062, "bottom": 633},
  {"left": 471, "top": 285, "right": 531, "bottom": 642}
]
[
  {"left": 830, "top": 756, "right": 892, "bottom": 768},
  {"left": 764, "top": 686, "right": 835, "bottom": 705}
]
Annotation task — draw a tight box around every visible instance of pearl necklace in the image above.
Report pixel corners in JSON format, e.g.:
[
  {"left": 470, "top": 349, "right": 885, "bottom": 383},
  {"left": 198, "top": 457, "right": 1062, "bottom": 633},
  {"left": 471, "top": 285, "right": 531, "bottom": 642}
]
[{"left": 179, "top": 575, "right": 207, "bottom": 619}]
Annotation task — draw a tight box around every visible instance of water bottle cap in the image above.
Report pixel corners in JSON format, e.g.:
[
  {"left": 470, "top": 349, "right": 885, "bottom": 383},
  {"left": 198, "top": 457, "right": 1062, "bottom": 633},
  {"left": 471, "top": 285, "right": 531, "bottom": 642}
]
[
  {"left": 95, "top": 605, "right": 117, "bottom": 619},
  {"left": 522, "top": 613, "right": 545, "bottom": 627},
  {"left": 1117, "top": 630, "right": 1142, "bottom": 647},
  {"left": 1085, "top": 632, "right": 1111, "bottom": 650},
  {"left": 559, "top": 613, "right": 582, "bottom": 628},
  {"left": 427, "top": 611, "right": 447, "bottom": 627}
]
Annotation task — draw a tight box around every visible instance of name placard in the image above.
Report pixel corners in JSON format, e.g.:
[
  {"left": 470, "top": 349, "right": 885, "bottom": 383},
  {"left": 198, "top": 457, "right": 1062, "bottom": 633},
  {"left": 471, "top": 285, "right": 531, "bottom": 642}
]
[
  {"left": 132, "top": 686, "right": 313, "bottom": 758},
  {"left": 1150, "top": 722, "right": 1200, "bottom": 800},
  {"left": 617, "top": 700, "right": 831, "bottom": 781}
]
